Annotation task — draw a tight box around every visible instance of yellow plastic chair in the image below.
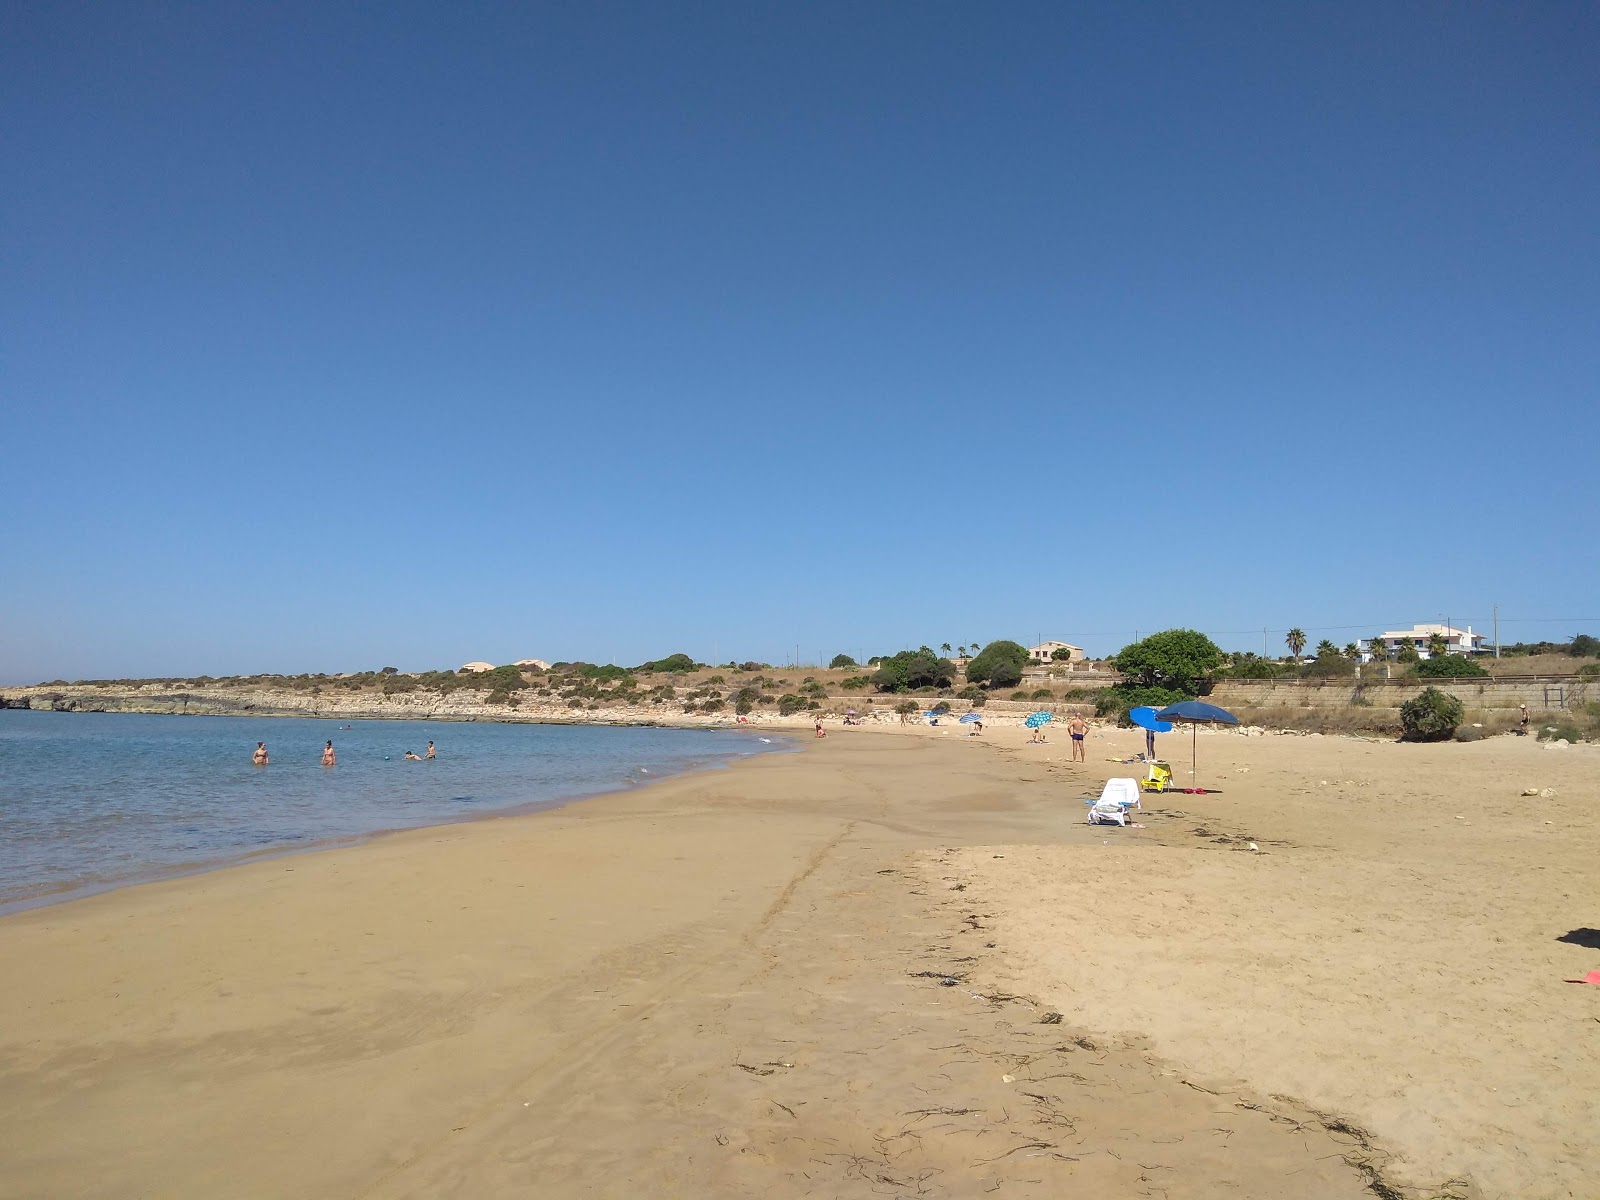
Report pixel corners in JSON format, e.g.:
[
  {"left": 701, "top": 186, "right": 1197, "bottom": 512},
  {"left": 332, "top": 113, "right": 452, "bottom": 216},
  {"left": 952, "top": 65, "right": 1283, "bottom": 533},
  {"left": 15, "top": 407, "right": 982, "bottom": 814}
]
[{"left": 1140, "top": 760, "right": 1173, "bottom": 793}]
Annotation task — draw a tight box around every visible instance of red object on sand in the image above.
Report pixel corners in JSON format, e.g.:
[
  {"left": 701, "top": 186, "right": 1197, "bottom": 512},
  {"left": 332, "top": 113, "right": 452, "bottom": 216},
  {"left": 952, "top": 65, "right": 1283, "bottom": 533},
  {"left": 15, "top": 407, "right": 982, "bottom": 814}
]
[{"left": 1564, "top": 970, "right": 1600, "bottom": 985}]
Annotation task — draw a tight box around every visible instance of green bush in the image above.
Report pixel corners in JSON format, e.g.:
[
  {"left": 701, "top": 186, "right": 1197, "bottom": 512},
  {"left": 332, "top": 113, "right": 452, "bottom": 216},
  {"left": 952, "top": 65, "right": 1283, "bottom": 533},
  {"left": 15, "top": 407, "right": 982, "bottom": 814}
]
[
  {"left": 930, "top": 700, "right": 952, "bottom": 715},
  {"left": 894, "top": 699, "right": 919, "bottom": 715},
  {"left": 1113, "top": 630, "right": 1222, "bottom": 694},
  {"left": 870, "top": 647, "right": 956, "bottom": 693},
  {"left": 1415, "top": 655, "right": 1490, "bottom": 679},
  {"left": 829, "top": 654, "right": 857, "bottom": 668},
  {"left": 777, "top": 693, "right": 809, "bottom": 716},
  {"left": 1538, "top": 722, "right": 1583, "bottom": 743},
  {"left": 639, "top": 653, "right": 696, "bottom": 674},
  {"left": 1094, "top": 685, "right": 1187, "bottom": 725},
  {"left": 1569, "top": 634, "right": 1599, "bottom": 657},
  {"left": 841, "top": 675, "right": 872, "bottom": 691},
  {"left": 1225, "top": 657, "right": 1283, "bottom": 680},
  {"left": 1399, "top": 687, "right": 1464, "bottom": 741},
  {"left": 1030, "top": 688, "right": 1053, "bottom": 700},
  {"left": 965, "top": 640, "right": 1029, "bottom": 689},
  {"left": 1010, "top": 691, "right": 1029, "bottom": 701}
]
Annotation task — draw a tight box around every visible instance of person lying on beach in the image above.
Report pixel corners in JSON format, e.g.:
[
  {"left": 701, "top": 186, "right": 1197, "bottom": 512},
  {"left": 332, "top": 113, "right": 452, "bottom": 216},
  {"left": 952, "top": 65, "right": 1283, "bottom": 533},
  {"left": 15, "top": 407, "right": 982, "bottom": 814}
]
[
  {"left": 404, "top": 750, "right": 423, "bottom": 761},
  {"left": 252, "top": 742, "right": 269, "bottom": 766},
  {"left": 322, "top": 740, "right": 336, "bottom": 767}
]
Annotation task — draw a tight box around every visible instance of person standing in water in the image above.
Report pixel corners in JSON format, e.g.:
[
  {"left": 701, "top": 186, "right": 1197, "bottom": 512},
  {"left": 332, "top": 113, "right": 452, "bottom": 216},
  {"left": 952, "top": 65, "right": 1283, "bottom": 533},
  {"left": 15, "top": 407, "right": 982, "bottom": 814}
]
[
  {"left": 252, "top": 742, "right": 269, "bottom": 766},
  {"left": 1066, "top": 714, "right": 1090, "bottom": 762},
  {"left": 425, "top": 741, "right": 435, "bottom": 759},
  {"left": 322, "top": 740, "right": 336, "bottom": 767}
]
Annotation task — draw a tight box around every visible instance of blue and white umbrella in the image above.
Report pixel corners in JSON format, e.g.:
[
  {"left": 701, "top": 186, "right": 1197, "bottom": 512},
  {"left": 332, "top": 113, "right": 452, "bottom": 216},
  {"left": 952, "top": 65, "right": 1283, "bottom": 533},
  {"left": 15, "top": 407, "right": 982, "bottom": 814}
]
[
  {"left": 1024, "top": 711, "right": 1053, "bottom": 729},
  {"left": 958, "top": 712, "right": 984, "bottom": 724}
]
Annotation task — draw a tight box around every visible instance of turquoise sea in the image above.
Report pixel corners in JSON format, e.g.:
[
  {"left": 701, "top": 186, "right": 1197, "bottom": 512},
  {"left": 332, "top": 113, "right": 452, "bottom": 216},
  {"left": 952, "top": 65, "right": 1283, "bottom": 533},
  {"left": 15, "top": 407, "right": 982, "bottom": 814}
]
[{"left": 0, "top": 711, "right": 785, "bottom": 913}]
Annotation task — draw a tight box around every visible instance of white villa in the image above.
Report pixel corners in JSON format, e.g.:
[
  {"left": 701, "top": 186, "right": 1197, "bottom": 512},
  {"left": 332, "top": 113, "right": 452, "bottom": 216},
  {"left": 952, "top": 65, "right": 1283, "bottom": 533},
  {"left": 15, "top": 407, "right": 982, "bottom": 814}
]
[
  {"left": 1359, "top": 624, "right": 1487, "bottom": 662},
  {"left": 1028, "top": 640, "right": 1085, "bottom": 664}
]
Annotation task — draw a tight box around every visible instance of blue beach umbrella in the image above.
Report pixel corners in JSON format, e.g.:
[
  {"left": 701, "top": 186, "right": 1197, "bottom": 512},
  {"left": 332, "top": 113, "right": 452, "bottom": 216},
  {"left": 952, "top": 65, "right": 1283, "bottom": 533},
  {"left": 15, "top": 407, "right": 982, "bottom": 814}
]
[
  {"left": 958, "top": 712, "right": 984, "bottom": 724},
  {"left": 1153, "top": 700, "right": 1240, "bottom": 781},
  {"left": 1129, "top": 706, "right": 1174, "bottom": 734},
  {"left": 1024, "top": 711, "right": 1053, "bottom": 729}
]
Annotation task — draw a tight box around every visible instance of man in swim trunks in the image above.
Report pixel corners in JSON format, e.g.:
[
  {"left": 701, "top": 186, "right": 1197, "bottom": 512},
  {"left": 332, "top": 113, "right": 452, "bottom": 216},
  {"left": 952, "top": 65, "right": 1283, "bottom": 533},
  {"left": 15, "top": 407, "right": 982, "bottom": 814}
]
[
  {"left": 252, "top": 742, "right": 269, "bottom": 766},
  {"left": 425, "top": 741, "right": 436, "bottom": 759},
  {"left": 1066, "top": 715, "right": 1089, "bottom": 761},
  {"left": 322, "top": 740, "right": 336, "bottom": 767}
]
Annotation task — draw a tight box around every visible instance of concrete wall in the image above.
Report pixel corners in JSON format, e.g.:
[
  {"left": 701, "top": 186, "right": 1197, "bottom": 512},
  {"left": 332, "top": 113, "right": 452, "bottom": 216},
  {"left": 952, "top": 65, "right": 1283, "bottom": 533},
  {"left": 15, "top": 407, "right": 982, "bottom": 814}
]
[{"left": 1211, "top": 677, "right": 1591, "bottom": 722}]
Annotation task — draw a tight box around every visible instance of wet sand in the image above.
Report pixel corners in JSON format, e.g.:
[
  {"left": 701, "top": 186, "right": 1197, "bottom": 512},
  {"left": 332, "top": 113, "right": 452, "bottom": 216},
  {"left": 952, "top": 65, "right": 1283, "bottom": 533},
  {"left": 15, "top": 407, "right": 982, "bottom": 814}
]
[{"left": 0, "top": 726, "right": 1593, "bottom": 1198}]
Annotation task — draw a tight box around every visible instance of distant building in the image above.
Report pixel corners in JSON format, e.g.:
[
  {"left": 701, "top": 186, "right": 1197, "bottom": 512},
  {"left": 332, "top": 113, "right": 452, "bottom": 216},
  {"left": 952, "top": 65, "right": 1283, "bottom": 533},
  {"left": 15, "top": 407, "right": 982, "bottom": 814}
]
[
  {"left": 1028, "top": 641, "right": 1085, "bottom": 664},
  {"left": 514, "top": 658, "right": 551, "bottom": 671},
  {"left": 1359, "top": 625, "right": 1487, "bottom": 662},
  {"left": 459, "top": 661, "right": 495, "bottom": 673}
]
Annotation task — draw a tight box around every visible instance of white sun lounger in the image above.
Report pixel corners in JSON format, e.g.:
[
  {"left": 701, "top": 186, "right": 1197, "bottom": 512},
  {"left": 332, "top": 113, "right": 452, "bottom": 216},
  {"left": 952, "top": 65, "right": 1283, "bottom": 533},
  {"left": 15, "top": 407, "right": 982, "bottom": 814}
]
[{"left": 1086, "top": 777, "right": 1142, "bottom": 825}]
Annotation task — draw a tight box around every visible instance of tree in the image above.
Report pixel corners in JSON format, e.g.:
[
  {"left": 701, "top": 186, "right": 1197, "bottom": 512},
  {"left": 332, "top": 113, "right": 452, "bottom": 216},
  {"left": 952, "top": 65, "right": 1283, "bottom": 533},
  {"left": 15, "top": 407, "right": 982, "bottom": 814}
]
[
  {"left": 380, "top": 666, "right": 399, "bottom": 676},
  {"left": 964, "top": 640, "right": 1030, "bottom": 689},
  {"left": 1397, "top": 642, "right": 1421, "bottom": 663},
  {"left": 1285, "top": 629, "right": 1307, "bottom": 658},
  {"left": 940, "top": 643, "right": 952, "bottom": 655},
  {"left": 870, "top": 648, "right": 956, "bottom": 693},
  {"left": 1316, "top": 639, "right": 1339, "bottom": 658},
  {"left": 1051, "top": 648, "right": 1074, "bottom": 661},
  {"left": 829, "top": 653, "right": 857, "bottom": 669},
  {"left": 1427, "top": 632, "right": 1449, "bottom": 658},
  {"left": 956, "top": 645, "right": 967, "bottom": 659},
  {"left": 1113, "top": 629, "right": 1224, "bottom": 695},
  {"left": 1343, "top": 643, "right": 1360, "bottom": 660},
  {"left": 1400, "top": 687, "right": 1464, "bottom": 741},
  {"left": 1367, "top": 635, "right": 1390, "bottom": 661},
  {"left": 1570, "top": 634, "right": 1599, "bottom": 657},
  {"left": 969, "top": 641, "right": 981, "bottom": 653}
]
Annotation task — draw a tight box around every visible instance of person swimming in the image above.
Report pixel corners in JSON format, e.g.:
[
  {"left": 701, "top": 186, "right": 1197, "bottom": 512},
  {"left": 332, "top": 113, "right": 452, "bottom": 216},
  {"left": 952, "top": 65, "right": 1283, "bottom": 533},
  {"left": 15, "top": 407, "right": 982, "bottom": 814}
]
[
  {"left": 403, "top": 750, "right": 423, "bottom": 761},
  {"left": 252, "top": 742, "right": 269, "bottom": 766},
  {"left": 322, "top": 740, "right": 336, "bottom": 767}
]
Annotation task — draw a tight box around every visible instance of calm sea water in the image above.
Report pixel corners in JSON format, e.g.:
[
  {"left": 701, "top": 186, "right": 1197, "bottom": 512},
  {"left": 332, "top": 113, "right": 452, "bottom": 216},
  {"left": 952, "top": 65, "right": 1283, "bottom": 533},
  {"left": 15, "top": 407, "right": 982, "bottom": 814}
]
[{"left": 0, "top": 710, "right": 787, "bottom": 912}]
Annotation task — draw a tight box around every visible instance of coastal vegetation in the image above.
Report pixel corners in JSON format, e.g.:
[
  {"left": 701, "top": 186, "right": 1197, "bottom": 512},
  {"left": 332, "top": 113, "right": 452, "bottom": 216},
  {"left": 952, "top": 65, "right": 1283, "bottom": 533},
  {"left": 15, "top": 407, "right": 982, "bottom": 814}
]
[
  {"left": 1399, "top": 687, "right": 1464, "bottom": 741},
  {"left": 870, "top": 648, "right": 956, "bottom": 693},
  {"left": 962, "top": 640, "right": 1029, "bottom": 690}
]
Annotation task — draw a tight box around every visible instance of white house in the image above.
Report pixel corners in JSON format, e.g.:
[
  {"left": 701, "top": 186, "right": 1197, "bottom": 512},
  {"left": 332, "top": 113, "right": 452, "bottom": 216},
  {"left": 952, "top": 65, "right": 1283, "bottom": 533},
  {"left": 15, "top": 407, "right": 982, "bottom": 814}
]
[
  {"left": 459, "top": 661, "right": 495, "bottom": 673},
  {"left": 1028, "top": 640, "right": 1085, "bottom": 664},
  {"left": 1359, "top": 624, "right": 1487, "bottom": 662},
  {"left": 515, "top": 658, "right": 551, "bottom": 671}
]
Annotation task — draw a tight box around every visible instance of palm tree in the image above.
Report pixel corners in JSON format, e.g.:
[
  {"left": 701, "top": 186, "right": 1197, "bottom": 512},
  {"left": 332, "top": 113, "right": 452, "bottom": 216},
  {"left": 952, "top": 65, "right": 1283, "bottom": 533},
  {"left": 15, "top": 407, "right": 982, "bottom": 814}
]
[
  {"left": 956, "top": 645, "right": 968, "bottom": 659},
  {"left": 970, "top": 641, "right": 981, "bottom": 653},
  {"left": 1427, "top": 631, "right": 1448, "bottom": 658},
  {"left": 1343, "top": 643, "right": 1360, "bottom": 660},
  {"left": 1368, "top": 634, "right": 1390, "bottom": 661},
  {"left": 1286, "top": 628, "right": 1307, "bottom": 659},
  {"left": 941, "top": 643, "right": 952, "bottom": 655},
  {"left": 1316, "top": 639, "right": 1338, "bottom": 657}
]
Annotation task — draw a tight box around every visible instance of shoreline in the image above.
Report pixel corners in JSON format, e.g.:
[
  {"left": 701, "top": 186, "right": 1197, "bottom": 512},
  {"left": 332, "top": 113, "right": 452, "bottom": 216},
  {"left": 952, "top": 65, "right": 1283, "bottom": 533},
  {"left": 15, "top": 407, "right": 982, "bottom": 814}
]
[{"left": 0, "top": 716, "right": 800, "bottom": 918}]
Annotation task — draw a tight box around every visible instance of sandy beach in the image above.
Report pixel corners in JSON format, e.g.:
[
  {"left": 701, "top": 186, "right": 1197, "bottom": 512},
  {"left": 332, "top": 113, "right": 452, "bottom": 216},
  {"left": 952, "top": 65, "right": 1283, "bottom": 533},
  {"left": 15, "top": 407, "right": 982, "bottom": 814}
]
[{"left": 1, "top": 724, "right": 1595, "bottom": 1199}]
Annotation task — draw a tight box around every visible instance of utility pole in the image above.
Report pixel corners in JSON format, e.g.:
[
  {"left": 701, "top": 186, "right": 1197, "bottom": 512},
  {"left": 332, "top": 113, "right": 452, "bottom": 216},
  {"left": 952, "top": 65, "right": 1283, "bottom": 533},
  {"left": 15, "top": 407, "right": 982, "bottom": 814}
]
[
  {"left": 1262, "top": 627, "right": 1267, "bottom": 657},
  {"left": 1494, "top": 603, "right": 1500, "bottom": 657}
]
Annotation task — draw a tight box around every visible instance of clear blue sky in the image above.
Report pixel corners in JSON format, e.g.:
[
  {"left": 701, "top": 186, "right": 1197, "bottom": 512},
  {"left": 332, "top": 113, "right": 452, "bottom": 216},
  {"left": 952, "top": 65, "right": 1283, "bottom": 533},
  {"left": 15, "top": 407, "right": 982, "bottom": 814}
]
[{"left": 4, "top": 2, "right": 1596, "bottom": 682}]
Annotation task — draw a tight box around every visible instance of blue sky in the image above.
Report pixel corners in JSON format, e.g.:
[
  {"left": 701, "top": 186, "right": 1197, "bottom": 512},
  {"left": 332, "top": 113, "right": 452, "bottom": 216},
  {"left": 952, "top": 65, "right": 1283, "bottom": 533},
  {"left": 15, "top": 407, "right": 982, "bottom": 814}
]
[{"left": 3, "top": 2, "right": 1596, "bottom": 682}]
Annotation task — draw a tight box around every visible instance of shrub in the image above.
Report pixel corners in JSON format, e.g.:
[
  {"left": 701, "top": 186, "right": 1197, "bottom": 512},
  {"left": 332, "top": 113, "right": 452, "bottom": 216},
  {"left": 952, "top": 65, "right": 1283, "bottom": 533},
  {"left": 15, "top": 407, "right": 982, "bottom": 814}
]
[
  {"left": 1010, "top": 691, "right": 1029, "bottom": 701},
  {"left": 1415, "top": 655, "right": 1489, "bottom": 679},
  {"left": 1051, "top": 647, "right": 1073, "bottom": 661},
  {"left": 1030, "top": 688, "right": 1053, "bottom": 700},
  {"left": 965, "top": 640, "right": 1029, "bottom": 689},
  {"left": 1226, "top": 657, "right": 1283, "bottom": 679},
  {"left": 735, "top": 698, "right": 753, "bottom": 715},
  {"left": 701, "top": 698, "right": 725, "bottom": 712},
  {"left": 777, "top": 693, "right": 809, "bottom": 716},
  {"left": 1538, "top": 722, "right": 1583, "bottom": 744},
  {"left": 967, "top": 695, "right": 986, "bottom": 708},
  {"left": 1571, "top": 634, "right": 1600, "bottom": 657},
  {"left": 1112, "top": 630, "right": 1222, "bottom": 694},
  {"left": 870, "top": 647, "right": 956, "bottom": 693},
  {"left": 1093, "top": 684, "right": 1187, "bottom": 725},
  {"left": 829, "top": 654, "right": 857, "bottom": 668},
  {"left": 1399, "top": 687, "right": 1464, "bottom": 741},
  {"left": 894, "top": 699, "right": 919, "bottom": 714},
  {"left": 640, "top": 653, "right": 696, "bottom": 674},
  {"left": 1454, "top": 726, "right": 1484, "bottom": 742},
  {"left": 841, "top": 675, "right": 872, "bottom": 691},
  {"left": 1396, "top": 643, "right": 1421, "bottom": 664},
  {"left": 930, "top": 700, "right": 952, "bottom": 715}
]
